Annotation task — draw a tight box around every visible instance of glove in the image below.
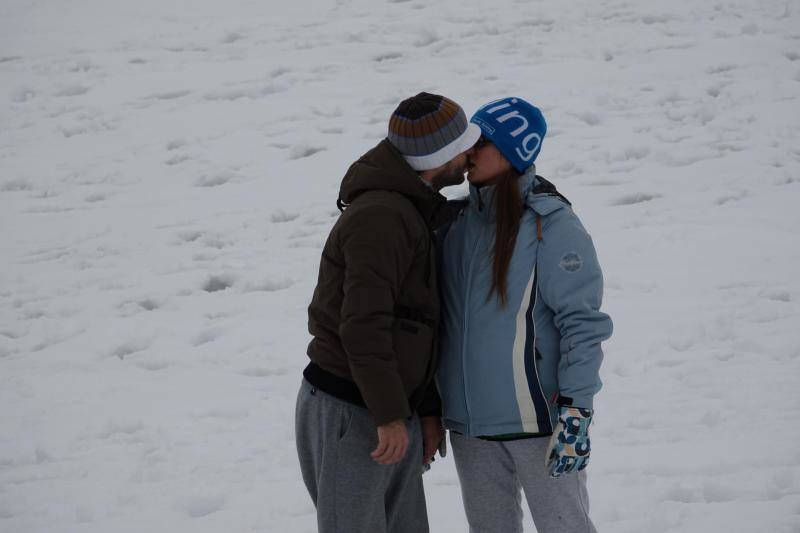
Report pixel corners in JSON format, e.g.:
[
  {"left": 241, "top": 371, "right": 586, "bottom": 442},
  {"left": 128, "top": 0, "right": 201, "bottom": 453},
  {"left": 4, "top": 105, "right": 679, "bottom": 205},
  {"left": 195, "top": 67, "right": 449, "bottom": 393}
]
[{"left": 546, "top": 405, "right": 593, "bottom": 478}]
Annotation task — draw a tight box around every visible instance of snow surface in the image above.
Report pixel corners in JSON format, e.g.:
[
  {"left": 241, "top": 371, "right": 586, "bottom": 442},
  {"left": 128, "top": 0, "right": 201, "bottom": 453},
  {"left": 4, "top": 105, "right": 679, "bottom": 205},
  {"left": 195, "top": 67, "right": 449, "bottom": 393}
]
[{"left": 2, "top": 0, "right": 800, "bottom": 531}]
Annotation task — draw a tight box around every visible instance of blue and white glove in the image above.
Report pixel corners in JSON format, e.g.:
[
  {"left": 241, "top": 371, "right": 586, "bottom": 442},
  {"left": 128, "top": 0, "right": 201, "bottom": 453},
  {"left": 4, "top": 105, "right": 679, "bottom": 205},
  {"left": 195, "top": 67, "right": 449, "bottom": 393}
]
[{"left": 546, "top": 406, "right": 593, "bottom": 478}]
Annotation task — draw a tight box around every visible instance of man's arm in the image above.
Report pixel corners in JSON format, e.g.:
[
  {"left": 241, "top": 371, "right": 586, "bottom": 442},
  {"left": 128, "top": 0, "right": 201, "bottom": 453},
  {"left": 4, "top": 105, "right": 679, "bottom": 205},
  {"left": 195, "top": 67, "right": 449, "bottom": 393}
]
[{"left": 338, "top": 205, "right": 416, "bottom": 425}]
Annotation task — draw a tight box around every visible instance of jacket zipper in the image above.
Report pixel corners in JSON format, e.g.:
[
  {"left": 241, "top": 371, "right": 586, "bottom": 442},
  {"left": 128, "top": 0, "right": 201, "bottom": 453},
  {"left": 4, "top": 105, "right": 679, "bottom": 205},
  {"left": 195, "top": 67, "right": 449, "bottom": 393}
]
[
  {"left": 530, "top": 265, "right": 551, "bottom": 433},
  {"left": 461, "top": 210, "right": 482, "bottom": 435}
]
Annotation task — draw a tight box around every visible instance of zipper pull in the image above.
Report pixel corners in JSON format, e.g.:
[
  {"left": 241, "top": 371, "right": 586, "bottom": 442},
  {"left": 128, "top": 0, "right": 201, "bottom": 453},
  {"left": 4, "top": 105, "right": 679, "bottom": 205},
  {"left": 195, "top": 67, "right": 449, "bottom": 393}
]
[{"left": 477, "top": 190, "right": 484, "bottom": 212}]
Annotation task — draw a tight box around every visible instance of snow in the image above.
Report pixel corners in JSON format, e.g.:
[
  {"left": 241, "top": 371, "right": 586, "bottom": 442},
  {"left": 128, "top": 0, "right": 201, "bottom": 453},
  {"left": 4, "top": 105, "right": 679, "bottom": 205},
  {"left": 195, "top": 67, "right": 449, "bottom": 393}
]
[{"left": 2, "top": 0, "right": 800, "bottom": 531}]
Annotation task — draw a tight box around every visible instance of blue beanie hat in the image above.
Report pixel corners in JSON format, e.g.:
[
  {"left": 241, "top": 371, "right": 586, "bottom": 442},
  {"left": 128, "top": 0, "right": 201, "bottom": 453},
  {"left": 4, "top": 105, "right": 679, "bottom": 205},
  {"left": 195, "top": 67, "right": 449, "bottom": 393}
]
[{"left": 470, "top": 97, "right": 547, "bottom": 173}]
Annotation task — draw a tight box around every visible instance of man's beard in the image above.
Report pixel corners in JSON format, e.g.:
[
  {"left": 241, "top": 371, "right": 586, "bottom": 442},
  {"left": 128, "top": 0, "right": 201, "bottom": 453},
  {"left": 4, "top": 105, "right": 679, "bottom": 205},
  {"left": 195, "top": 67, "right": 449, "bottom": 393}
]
[{"left": 430, "top": 163, "right": 466, "bottom": 191}]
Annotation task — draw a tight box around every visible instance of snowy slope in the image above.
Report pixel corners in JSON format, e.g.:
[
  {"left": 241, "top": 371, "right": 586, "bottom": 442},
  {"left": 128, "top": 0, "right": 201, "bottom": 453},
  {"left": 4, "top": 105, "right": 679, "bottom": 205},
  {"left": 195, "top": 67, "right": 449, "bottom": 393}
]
[{"left": 2, "top": 0, "right": 799, "bottom": 531}]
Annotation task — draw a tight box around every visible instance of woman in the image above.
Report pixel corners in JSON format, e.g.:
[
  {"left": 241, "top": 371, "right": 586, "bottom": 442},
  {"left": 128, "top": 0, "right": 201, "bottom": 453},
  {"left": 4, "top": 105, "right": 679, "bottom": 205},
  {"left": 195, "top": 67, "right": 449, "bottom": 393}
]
[{"left": 436, "top": 97, "right": 613, "bottom": 533}]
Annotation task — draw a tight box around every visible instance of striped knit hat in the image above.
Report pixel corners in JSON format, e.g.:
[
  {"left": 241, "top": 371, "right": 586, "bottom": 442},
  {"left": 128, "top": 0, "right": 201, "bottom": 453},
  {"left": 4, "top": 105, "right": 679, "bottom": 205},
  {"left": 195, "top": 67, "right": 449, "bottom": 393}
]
[{"left": 387, "top": 92, "right": 482, "bottom": 171}]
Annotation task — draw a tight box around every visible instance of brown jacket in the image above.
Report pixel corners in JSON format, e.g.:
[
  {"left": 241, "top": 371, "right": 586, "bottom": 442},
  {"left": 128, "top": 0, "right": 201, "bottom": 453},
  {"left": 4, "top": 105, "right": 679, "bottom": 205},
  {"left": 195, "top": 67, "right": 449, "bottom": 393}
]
[{"left": 306, "top": 139, "right": 454, "bottom": 425}]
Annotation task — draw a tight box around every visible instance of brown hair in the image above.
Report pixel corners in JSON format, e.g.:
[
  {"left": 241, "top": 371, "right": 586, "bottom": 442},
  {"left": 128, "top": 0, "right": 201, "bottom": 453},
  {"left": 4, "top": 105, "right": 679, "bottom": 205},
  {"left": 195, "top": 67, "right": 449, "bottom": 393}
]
[{"left": 489, "top": 167, "right": 523, "bottom": 307}]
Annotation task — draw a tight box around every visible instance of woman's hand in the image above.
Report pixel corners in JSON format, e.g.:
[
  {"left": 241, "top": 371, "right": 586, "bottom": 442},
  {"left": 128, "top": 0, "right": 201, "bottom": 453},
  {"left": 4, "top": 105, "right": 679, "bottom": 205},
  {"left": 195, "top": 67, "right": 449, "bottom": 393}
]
[
  {"left": 420, "top": 416, "right": 445, "bottom": 465},
  {"left": 546, "top": 406, "right": 593, "bottom": 477}
]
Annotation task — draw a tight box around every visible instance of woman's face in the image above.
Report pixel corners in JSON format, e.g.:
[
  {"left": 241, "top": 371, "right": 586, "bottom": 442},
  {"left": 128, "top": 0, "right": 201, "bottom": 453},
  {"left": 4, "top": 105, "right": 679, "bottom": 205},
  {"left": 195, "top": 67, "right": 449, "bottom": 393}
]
[{"left": 467, "top": 137, "right": 512, "bottom": 186}]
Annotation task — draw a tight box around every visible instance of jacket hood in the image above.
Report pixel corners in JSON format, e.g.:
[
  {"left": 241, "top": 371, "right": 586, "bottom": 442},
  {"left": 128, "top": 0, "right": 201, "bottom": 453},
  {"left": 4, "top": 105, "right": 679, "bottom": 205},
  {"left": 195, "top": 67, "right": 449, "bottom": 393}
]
[{"left": 339, "top": 139, "right": 448, "bottom": 227}]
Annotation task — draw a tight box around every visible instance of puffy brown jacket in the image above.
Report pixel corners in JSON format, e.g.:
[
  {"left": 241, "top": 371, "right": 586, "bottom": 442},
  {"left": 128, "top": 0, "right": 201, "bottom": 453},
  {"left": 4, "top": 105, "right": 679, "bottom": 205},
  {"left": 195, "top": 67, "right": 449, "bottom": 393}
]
[{"left": 306, "top": 139, "right": 455, "bottom": 425}]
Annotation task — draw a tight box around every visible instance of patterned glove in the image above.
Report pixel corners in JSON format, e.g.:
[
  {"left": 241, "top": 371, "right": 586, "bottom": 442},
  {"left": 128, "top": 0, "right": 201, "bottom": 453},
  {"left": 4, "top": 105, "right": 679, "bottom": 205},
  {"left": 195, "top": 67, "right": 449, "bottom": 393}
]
[{"left": 546, "top": 406, "right": 593, "bottom": 478}]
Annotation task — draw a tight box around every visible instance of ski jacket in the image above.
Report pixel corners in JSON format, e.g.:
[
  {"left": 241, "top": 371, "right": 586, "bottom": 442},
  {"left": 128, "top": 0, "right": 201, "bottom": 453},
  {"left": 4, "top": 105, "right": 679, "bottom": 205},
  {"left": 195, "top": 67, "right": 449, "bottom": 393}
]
[
  {"left": 306, "top": 139, "right": 456, "bottom": 425},
  {"left": 436, "top": 168, "right": 613, "bottom": 437}
]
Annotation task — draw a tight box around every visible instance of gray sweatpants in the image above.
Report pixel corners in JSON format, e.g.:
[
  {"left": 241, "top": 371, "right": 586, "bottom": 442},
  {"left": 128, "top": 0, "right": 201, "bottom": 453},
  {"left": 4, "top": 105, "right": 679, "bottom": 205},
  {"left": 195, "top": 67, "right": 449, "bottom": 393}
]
[
  {"left": 450, "top": 431, "right": 597, "bottom": 533},
  {"left": 295, "top": 378, "right": 428, "bottom": 533}
]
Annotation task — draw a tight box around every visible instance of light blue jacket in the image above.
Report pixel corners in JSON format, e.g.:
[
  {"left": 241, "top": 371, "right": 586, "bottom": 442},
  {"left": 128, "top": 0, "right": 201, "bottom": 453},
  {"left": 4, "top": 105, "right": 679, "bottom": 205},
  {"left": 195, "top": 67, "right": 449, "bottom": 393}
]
[{"left": 436, "top": 168, "right": 613, "bottom": 437}]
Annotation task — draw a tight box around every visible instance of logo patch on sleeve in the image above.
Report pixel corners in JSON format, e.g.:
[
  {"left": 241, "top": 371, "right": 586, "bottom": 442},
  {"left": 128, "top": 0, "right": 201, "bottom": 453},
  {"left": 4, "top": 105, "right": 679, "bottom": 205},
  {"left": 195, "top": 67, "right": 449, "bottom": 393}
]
[{"left": 559, "top": 252, "right": 582, "bottom": 272}]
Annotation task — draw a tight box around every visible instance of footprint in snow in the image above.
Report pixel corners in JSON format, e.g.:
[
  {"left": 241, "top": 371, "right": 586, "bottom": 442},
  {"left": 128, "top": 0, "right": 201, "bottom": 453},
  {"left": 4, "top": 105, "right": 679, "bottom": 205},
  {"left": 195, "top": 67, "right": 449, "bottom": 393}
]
[
  {"left": 762, "top": 290, "right": 791, "bottom": 303},
  {"left": 10, "top": 86, "right": 36, "bottom": 103},
  {"left": 413, "top": 30, "right": 439, "bottom": 47},
  {"left": 715, "top": 191, "right": 748, "bottom": 205},
  {"left": 373, "top": 52, "right": 403, "bottom": 62},
  {"left": 136, "top": 358, "right": 168, "bottom": 371},
  {"left": 706, "top": 83, "right": 726, "bottom": 98},
  {"left": 203, "top": 85, "right": 283, "bottom": 101},
  {"left": 586, "top": 179, "right": 622, "bottom": 187},
  {"left": 0, "top": 346, "right": 17, "bottom": 359},
  {"left": 148, "top": 90, "right": 191, "bottom": 101},
  {"left": 312, "top": 106, "right": 342, "bottom": 118},
  {"left": 221, "top": 32, "right": 244, "bottom": 44},
  {"left": 270, "top": 210, "right": 299, "bottom": 223},
  {"left": 640, "top": 14, "right": 675, "bottom": 24},
  {"left": 611, "top": 193, "right": 661, "bottom": 206},
  {"left": 68, "top": 60, "right": 99, "bottom": 73},
  {"left": 242, "top": 278, "right": 294, "bottom": 292},
  {"left": 137, "top": 298, "right": 160, "bottom": 311},
  {"left": 203, "top": 274, "right": 234, "bottom": 293},
  {"left": 166, "top": 139, "right": 186, "bottom": 151},
  {"left": 515, "top": 19, "right": 554, "bottom": 30},
  {"left": 573, "top": 111, "right": 601, "bottom": 126},
  {"left": 706, "top": 63, "right": 737, "bottom": 75},
  {"left": 741, "top": 23, "right": 759, "bottom": 35},
  {"left": 195, "top": 171, "right": 236, "bottom": 187},
  {"left": 165, "top": 154, "right": 189, "bottom": 166},
  {"left": 112, "top": 341, "right": 149, "bottom": 360},
  {"left": 702, "top": 483, "right": 739, "bottom": 503},
  {"left": 289, "top": 145, "right": 325, "bottom": 160},
  {"left": 201, "top": 233, "right": 233, "bottom": 249},
  {"left": 664, "top": 486, "right": 701, "bottom": 504},
  {"left": 182, "top": 495, "right": 225, "bottom": 518},
  {"left": 84, "top": 193, "right": 105, "bottom": 203},
  {"left": 238, "top": 366, "right": 288, "bottom": 377},
  {"left": 99, "top": 420, "right": 144, "bottom": 439},
  {"left": 192, "top": 330, "right": 221, "bottom": 346},
  {"left": 1, "top": 178, "right": 33, "bottom": 192},
  {"left": 54, "top": 85, "right": 90, "bottom": 97},
  {"left": 21, "top": 309, "right": 46, "bottom": 320},
  {"left": 270, "top": 67, "right": 291, "bottom": 78},
  {"left": 176, "top": 230, "right": 204, "bottom": 243},
  {"left": 0, "top": 328, "right": 26, "bottom": 339}
]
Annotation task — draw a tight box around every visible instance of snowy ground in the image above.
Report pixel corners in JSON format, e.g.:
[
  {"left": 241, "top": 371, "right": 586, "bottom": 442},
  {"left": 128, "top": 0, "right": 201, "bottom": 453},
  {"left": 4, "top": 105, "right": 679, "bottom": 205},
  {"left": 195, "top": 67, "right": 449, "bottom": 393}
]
[{"left": 2, "top": 0, "right": 800, "bottom": 531}]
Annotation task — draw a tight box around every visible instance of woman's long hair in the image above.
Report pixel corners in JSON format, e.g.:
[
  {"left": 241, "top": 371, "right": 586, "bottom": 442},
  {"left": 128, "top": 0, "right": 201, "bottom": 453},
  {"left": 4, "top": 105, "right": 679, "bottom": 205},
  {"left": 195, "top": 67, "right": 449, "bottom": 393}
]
[{"left": 489, "top": 166, "right": 523, "bottom": 308}]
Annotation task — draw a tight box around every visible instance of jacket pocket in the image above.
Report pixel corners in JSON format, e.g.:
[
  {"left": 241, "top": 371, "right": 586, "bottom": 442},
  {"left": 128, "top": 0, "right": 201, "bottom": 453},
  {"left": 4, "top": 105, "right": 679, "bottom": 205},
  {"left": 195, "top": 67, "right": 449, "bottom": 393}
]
[{"left": 393, "top": 318, "right": 434, "bottom": 395}]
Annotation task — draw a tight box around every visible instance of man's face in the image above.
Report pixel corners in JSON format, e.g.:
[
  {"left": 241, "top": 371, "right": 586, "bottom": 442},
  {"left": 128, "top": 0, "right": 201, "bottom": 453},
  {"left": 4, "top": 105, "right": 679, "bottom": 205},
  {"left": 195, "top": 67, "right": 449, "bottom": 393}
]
[{"left": 430, "top": 152, "right": 469, "bottom": 190}]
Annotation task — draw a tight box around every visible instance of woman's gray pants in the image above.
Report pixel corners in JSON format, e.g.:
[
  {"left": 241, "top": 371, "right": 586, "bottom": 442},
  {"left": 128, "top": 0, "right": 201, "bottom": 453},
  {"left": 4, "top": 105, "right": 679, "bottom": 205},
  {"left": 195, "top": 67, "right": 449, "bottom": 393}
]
[
  {"left": 295, "top": 379, "right": 428, "bottom": 533},
  {"left": 450, "top": 431, "right": 597, "bottom": 533}
]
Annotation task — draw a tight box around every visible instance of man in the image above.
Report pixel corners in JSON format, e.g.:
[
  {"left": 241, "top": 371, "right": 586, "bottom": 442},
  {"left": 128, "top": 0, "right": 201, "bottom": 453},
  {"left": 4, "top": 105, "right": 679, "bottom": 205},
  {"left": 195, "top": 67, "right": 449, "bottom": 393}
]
[{"left": 296, "top": 92, "right": 481, "bottom": 533}]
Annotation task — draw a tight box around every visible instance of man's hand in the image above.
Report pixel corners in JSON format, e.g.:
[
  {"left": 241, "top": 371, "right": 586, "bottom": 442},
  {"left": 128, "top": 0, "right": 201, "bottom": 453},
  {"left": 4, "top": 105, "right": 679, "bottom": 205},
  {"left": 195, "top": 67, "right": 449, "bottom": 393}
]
[
  {"left": 371, "top": 419, "right": 409, "bottom": 465},
  {"left": 420, "top": 416, "right": 444, "bottom": 466}
]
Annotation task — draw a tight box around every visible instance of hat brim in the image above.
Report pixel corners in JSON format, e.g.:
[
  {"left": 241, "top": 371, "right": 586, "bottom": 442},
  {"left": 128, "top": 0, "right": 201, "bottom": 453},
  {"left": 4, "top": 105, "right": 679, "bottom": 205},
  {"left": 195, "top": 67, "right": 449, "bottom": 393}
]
[
  {"left": 456, "top": 122, "right": 482, "bottom": 155},
  {"left": 403, "top": 122, "right": 483, "bottom": 171}
]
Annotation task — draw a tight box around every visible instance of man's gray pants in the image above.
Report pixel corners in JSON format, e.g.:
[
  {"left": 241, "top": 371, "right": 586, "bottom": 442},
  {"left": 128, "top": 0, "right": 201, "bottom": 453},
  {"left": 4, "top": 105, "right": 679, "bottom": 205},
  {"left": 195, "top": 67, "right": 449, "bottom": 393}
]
[
  {"left": 295, "top": 378, "right": 428, "bottom": 533},
  {"left": 450, "top": 431, "right": 597, "bottom": 533}
]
